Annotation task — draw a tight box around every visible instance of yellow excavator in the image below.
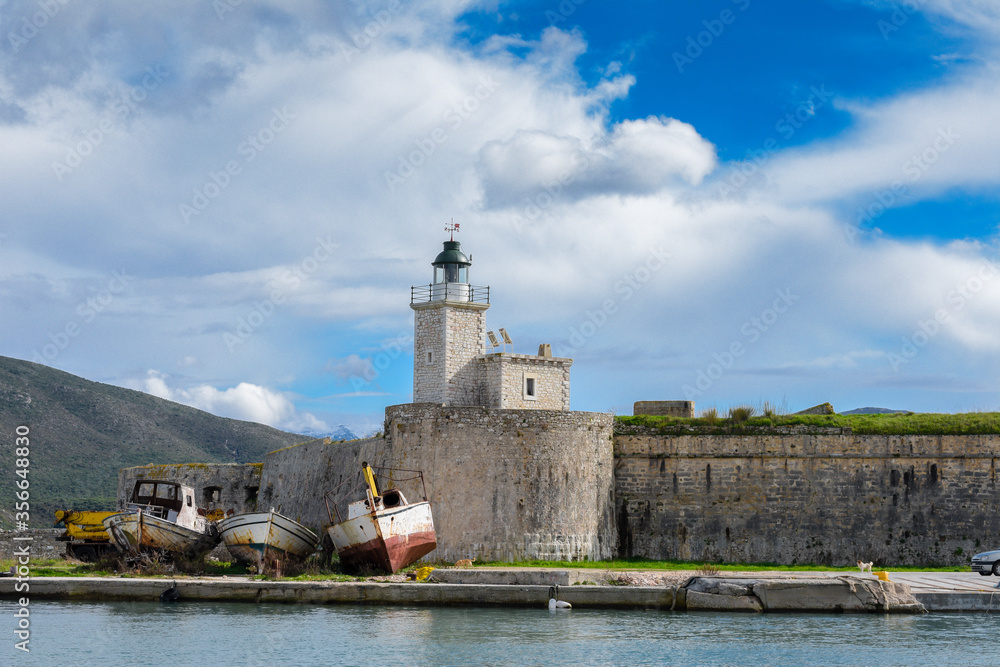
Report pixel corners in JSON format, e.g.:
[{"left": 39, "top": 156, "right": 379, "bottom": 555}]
[{"left": 53, "top": 510, "right": 119, "bottom": 562}]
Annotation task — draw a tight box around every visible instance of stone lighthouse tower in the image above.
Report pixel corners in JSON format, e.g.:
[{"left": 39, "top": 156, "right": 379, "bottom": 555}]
[{"left": 410, "top": 229, "right": 490, "bottom": 405}]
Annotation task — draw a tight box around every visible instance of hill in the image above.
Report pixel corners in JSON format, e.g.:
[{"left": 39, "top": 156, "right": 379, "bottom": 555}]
[{"left": 0, "top": 356, "right": 306, "bottom": 528}]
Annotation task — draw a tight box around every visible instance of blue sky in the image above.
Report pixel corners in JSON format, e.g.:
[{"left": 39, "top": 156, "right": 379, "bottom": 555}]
[{"left": 2, "top": 0, "right": 999, "bottom": 436}]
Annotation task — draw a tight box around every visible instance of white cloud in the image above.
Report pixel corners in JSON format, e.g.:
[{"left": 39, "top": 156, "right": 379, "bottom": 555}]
[
  {"left": 761, "top": 74, "right": 1000, "bottom": 207},
  {"left": 323, "top": 354, "right": 373, "bottom": 381},
  {"left": 478, "top": 115, "right": 716, "bottom": 207},
  {"left": 919, "top": 0, "right": 1000, "bottom": 33},
  {"left": 128, "top": 370, "right": 329, "bottom": 435}
]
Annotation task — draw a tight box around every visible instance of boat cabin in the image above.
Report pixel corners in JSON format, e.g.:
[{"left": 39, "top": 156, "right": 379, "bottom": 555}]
[
  {"left": 346, "top": 488, "right": 409, "bottom": 520},
  {"left": 127, "top": 480, "right": 203, "bottom": 530}
]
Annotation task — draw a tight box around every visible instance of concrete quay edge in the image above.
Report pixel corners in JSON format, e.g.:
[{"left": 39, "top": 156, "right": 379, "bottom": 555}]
[
  {"left": 913, "top": 591, "right": 1000, "bottom": 612},
  {"left": 2, "top": 571, "right": 996, "bottom": 612},
  {"left": 0, "top": 577, "right": 678, "bottom": 610}
]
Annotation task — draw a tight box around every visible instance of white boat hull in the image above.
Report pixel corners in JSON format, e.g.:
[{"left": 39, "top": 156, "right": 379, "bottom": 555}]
[
  {"left": 103, "top": 510, "right": 219, "bottom": 558},
  {"left": 328, "top": 501, "right": 436, "bottom": 574},
  {"left": 217, "top": 511, "right": 318, "bottom": 567}
]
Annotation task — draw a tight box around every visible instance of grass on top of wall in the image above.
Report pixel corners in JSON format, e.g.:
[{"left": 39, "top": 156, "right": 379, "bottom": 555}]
[
  {"left": 615, "top": 412, "right": 1000, "bottom": 436},
  {"left": 479, "top": 558, "right": 967, "bottom": 572}
]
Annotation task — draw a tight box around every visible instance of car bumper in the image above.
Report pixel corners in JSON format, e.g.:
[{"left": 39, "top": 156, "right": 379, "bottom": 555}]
[{"left": 971, "top": 562, "right": 994, "bottom": 573}]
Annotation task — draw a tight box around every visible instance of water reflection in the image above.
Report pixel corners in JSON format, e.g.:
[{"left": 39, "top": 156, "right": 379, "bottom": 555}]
[{"left": 3, "top": 600, "right": 1000, "bottom": 666}]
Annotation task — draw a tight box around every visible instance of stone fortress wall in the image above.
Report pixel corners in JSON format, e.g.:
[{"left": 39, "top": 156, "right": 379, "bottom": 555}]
[
  {"left": 118, "top": 463, "right": 262, "bottom": 517},
  {"left": 615, "top": 429, "right": 1000, "bottom": 566},
  {"left": 633, "top": 401, "right": 694, "bottom": 418},
  {"left": 117, "top": 411, "right": 1000, "bottom": 567},
  {"left": 118, "top": 416, "right": 1000, "bottom": 567},
  {"left": 257, "top": 436, "right": 387, "bottom": 532},
  {"left": 383, "top": 403, "right": 615, "bottom": 563},
  {"left": 224, "top": 405, "right": 616, "bottom": 563}
]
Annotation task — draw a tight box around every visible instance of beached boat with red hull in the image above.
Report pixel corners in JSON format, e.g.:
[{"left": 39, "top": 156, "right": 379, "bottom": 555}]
[{"left": 325, "top": 463, "right": 436, "bottom": 574}]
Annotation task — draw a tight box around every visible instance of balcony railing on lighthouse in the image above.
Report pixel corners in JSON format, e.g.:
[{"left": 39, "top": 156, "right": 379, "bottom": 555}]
[{"left": 411, "top": 283, "right": 490, "bottom": 304}]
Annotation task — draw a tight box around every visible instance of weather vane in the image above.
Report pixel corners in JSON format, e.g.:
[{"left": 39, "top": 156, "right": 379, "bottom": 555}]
[{"left": 445, "top": 218, "right": 460, "bottom": 241}]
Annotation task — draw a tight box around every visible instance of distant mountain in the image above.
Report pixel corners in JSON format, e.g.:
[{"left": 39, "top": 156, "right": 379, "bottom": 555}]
[
  {"left": 330, "top": 424, "right": 358, "bottom": 441},
  {"left": 297, "top": 424, "right": 358, "bottom": 441},
  {"left": 0, "top": 356, "right": 306, "bottom": 528},
  {"left": 841, "top": 407, "right": 910, "bottom": 415}
]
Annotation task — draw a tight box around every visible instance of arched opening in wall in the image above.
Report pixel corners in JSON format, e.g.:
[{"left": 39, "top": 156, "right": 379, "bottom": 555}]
[
  {"left": 930, "top": 464, "right": 938, "bottom": 485},
  {"left": 203, "top": 486, "right": 221, "bottom": 504},
  {"left": 890, "top": 469, "right": 900, "bottom": 487},
  {"left": 245, "top": 485, "right": 259, "bottom": 506}
]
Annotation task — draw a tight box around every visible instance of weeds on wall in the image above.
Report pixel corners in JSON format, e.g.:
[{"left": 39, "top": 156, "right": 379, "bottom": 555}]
[
  {"left": 616, "top": 411, "right": 1000, "bottom": 436},
  {"left": 727, "top": 405, "right": 757, "bottom": 422}
]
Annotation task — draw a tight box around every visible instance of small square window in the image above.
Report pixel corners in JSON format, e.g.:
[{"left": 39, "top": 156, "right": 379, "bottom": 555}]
[{"left": 523, "top": 374, "right": 538, "bottom": 400}]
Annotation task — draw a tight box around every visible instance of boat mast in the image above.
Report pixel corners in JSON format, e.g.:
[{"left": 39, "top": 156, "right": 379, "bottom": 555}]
[{"left": 362, "top": 462, "right": 380, "bottom": 503}]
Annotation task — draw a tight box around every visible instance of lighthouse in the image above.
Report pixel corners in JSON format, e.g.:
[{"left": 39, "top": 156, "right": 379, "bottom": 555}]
[
  {"left": 410, "top": 225, "right": 572, "bottom": 410},
  {"left": 410, "top": 226, "right": 490, "bottom": 406}
]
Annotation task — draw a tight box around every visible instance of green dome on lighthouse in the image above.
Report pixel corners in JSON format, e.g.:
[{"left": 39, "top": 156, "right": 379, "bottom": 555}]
[
  {"left": 432, "top": 240, "right": 471, "bottom": 285},
  {"left": 432, "top": 241, "right": 471, "bottom": 267}
]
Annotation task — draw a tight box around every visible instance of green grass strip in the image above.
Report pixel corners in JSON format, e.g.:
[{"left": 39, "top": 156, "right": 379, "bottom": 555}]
[{"left": 616, "top": 412, "right": 1000, "bottom": 436}]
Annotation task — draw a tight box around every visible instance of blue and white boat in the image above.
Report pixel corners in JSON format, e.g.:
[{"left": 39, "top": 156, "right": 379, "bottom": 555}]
[{"left": 217, "top": 509, "right": 318, "bottom": 571}]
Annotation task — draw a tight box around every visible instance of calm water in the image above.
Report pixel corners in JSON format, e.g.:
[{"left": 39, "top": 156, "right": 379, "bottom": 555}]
[{"left": 3, "top": 600, "right": 1000, "bottom": 666}]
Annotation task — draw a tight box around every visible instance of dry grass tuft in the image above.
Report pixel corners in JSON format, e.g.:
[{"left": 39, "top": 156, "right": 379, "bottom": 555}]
[
  {"left": 728, "top": 405, "right": 756, "bottom": 422},
  {"left": 696, "top": 563, "right": 721, "bottom": 576},
  {"left": 701, "top": 407, "right": 719, "bottom": 425}
]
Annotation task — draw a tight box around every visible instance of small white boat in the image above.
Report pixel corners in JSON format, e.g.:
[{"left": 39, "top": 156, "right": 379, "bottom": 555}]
[
  {"left": 217, "top": 509, "right": 318, "bottom": 570},
  {"left": 103, "top": 480, "right": 219, "bottom": 558},
  {"left": 325, "top": 463, "right": 437, "bottom": 574}
]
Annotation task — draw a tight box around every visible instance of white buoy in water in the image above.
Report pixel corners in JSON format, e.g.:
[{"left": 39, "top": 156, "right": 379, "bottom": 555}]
[{"left": 547, "top": 585, "right": 572, "bottom": 610}]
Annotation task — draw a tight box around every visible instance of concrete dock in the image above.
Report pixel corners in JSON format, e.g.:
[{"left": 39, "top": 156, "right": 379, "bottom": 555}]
[{"left": 3, "top": 569, "right": 999, "bottom": 612}]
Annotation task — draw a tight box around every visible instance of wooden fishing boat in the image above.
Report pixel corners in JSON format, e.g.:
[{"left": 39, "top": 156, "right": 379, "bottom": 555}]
[
  {"left": 217, "top": 509, "right": 318, "bottom": 570},
  {"left": 103, "top": 480, "right": 219, "bottom": 558},
  {"left": 325, "top": 463, "right": 436, "bottom": 574}
]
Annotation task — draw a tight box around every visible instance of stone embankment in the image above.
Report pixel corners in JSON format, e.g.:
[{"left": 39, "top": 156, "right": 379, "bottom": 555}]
[
  {"left": 0, "top": 530, "right": 64, "bottom": 560},
  {"left": 682, "top": 576, "right": 923, "bottom": 613},
  {"left": 0, "top": 571, "right": 930, "bottom": 613}
]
